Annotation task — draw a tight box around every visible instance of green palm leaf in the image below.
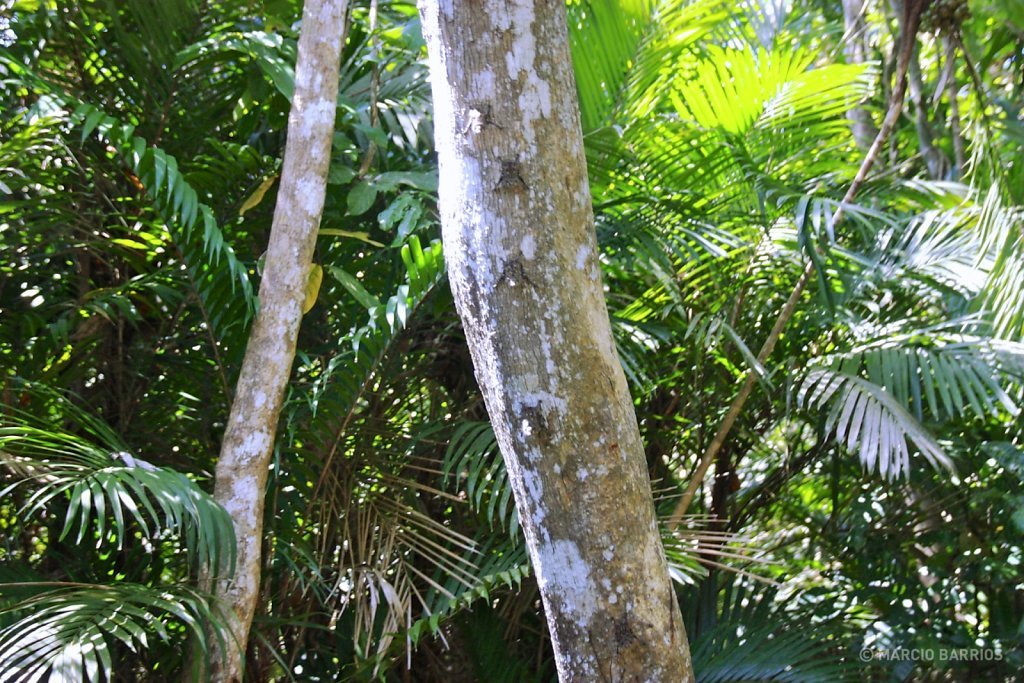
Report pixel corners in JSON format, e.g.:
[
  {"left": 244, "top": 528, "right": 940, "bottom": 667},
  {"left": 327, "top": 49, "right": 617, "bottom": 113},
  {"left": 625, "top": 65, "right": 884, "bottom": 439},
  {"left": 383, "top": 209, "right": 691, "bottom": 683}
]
[
  {"left": 824, "top": 333, "right": 1024, "bottom": 422},
  {"left": 68, "top": 103, "right": 256, "bottom": 339},
  {"left": 0, "top": 50, "right": 259, "bottom": 345},
  {"left": 443, "top": 420, "right": 519, "bottom": 539},
  {"left": 0, "top": 398, "right": 235, "bottom": 575},
  {"left": 687, "top": 580, "right": 859, "bottom": 682},
  {"left": 569, "top": 0, "right": 729, "bottom": 131},
  {"left": 0, "top": 583, "right": 228, "bottom": 682},
  {"left": 798, "top": 369, "right": 953, "bottom": 479},
  {"left": 269, "top": 234, "right": 464, "bottom": 670},
  {"left": 975, "top": 184, "right": 1024, "bottom": 339}
]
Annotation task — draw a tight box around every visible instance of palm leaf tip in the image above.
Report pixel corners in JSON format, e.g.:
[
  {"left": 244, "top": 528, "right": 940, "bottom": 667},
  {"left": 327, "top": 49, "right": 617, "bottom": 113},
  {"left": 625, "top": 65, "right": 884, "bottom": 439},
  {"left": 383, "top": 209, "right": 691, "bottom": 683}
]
[{"left": 800, "top": 369, "right": 955, "bottom": 479}]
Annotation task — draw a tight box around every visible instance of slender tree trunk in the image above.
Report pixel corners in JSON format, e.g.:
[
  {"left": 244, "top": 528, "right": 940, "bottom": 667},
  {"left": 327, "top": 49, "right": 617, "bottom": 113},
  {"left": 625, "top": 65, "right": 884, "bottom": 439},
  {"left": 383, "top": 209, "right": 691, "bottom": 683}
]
[
  {"left": 206, "top": 2, "right": 346, "bottom": 680},
  {"left": 943, "top": 34, "right": 967, "bottom": 179},
  {"left": 842, "top": 0, "right": 880, "bottom": 149},
  {"left": 908, "top": 41, "right": 946, "bottom": 178},
  {"left": 418, "top": 1, "right": 692, "bottom": 680},
  {"left": 894, "top": 0, "right": 947, "bottom": 178}
]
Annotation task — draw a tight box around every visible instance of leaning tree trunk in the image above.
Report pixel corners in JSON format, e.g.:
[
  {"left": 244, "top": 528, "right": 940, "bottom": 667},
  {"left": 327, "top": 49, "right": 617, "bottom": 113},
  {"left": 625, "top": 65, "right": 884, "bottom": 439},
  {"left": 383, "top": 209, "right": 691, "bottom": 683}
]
[
  {"left": 418, "top": 1, "right": 692, "bottom": 680},
  {"left": 206, "top": 1, "right": 345, "bottom": 680}
]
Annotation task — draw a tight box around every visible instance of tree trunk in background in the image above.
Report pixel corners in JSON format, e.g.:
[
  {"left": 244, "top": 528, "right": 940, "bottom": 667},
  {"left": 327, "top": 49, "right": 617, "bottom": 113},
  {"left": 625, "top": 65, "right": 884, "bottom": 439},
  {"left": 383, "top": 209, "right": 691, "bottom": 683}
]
[
  {"left": 908, "top": 40, "right": 947, "bottom": 179},
  {"left": 893, "top": 0, "right": 947, "bottom": 178},
  {"left": 942, "top": 34, "right": 966, "bottom": 179},
  {"left": 418, "top": 1, "right": 693, "bottom": 680},
  {"left": 207, "top": 1, "right": 345, "bottom": 680},
  {"left": 843, "top": 0, "right": 880, "bottom": 149}
]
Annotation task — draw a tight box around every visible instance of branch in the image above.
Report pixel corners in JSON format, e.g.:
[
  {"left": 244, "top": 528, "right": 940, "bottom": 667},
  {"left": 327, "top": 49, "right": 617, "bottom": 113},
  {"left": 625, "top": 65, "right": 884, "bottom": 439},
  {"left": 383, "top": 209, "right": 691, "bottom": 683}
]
[{"left": 205, "top": 1, "right": 348, "bottom": 680}]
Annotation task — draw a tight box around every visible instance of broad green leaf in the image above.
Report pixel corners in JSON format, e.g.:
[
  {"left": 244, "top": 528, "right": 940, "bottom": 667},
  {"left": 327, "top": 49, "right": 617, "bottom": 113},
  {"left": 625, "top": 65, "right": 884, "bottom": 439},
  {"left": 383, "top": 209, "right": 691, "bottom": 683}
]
[
  {"left": 347, "top": 180, "right": 378, "bottom": 216},
  {"left": 329, "top": 266, "right": 381, "bottom": 311},
  {"left": 327, "top": 163, "right": 356, "bottom": 185}
]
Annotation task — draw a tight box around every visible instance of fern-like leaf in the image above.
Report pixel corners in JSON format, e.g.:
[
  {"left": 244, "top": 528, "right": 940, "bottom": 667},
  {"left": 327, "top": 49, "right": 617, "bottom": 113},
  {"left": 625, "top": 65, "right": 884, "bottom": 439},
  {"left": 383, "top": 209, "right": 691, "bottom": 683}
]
[
  {"left": 0, "top": 583, "right": 228, "bottom": 682},
  {"left": 0, "top": 409, "right": 235, "bottom": 575},
  {"left": 798, "top": 370, "right": 954, "bottom": 479}
]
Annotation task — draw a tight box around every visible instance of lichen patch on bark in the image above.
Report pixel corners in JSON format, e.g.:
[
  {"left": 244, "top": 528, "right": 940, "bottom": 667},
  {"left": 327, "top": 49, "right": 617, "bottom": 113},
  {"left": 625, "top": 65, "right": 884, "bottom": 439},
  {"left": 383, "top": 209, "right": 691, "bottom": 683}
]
[
  {"left": 419, "top": 0, "right": 694, "bottom": 680},
  {"left": 207, "top": 2, "right": 347, "bottom": 680}
]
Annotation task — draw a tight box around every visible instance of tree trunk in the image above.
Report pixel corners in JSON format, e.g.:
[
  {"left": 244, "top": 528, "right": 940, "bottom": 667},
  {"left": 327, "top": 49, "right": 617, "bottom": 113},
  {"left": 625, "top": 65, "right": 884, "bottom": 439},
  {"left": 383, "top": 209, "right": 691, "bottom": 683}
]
[
  {"left": 418, "top": 1, "right": 692, "bottom": 680},
  {"left": 892, "top": 0, "right": 947, "bottom": 179},
  {"left": 206, "top": 1, "right": 346, "bottom": 680},
  {"left": 942, "top": 34, "right": 966, "bottom": 179},
  {"left": 843, "top": 0, "right": 880, "bottom": 149},
  {"left": 908, "top": 40, "right": 947, "bottom": 179}
]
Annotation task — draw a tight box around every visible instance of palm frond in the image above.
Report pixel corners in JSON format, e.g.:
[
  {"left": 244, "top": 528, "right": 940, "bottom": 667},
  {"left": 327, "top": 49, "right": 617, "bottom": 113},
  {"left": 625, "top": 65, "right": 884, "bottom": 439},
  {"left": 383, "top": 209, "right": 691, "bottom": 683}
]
[
  {"left": 0, "top": 399, "right": 235, "bottom": 575},
  {"left": 1, "top": 48, "right": 259, "bottom": 344},
  {"left": 975, "top": 184, "right": 1024, "bottom": 339},
  {"left": 876, "top": 203, "right": 987, "bottom": 300},
  {"left": 798, "top": 369, "right": 953, "bottom": 479},
  {"left": 443, "top": 421, "right": 519, "bottom": 538},
  {"left": 0, "top": 583, "right": 228, "bottom": 682},
  {"left": 268, "top": 234, "right": 459, "bottom": 671},
  {"left": 308, "top": 234, "right": 445, "bottom": 426},
  {"left": 176, "top": 30, "right": 297, "bottom": 102},
  {"left": 569, "top": 0, "right": 730, "bottom": 130},
  {"left": 820, "top": 332, "right": 1024, "bottom": 423},
  {"left": 69, "top": 103, "right": 256, "bottom": 341},
  {"left": 687, "top": 579, "right": 859, "bottom": 682}
]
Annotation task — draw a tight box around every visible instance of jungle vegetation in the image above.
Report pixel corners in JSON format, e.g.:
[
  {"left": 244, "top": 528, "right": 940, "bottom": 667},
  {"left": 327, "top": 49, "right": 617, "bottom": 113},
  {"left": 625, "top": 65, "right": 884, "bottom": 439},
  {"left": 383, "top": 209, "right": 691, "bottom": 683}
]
[{"left": 1, "top": 0, "right": 1022, "bottom": 680}]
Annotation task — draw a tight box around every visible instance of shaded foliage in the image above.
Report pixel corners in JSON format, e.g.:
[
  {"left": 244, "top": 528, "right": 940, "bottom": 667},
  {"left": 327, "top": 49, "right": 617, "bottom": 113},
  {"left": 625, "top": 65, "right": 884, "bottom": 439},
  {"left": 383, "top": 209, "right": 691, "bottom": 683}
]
[{"left": 2, "top": 0, "right": 1022, "bottom": 680}]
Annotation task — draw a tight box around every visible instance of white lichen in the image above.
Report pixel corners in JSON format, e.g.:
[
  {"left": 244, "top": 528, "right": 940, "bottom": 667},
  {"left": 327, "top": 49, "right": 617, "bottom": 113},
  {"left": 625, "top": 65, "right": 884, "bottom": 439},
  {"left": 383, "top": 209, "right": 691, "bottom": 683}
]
[
  {"left": 512, "top": 391, "right": 567, "bottom": 416},
  {"left": 520, "top": 234, "right": 536, "bottom": 260},
  {"left": 521, "top": 468, "right": 546, "bottom": 524},
  {"left": 224, "top": 474, "right": 260, "bottom": 518},
  {"left": 239, "top": 430, "right": 271, "bottom": 460},
  {"left": 295, "top": 176, "right": 325, "bottom": 216},
  {"left": 534, "top": 539, "right": 599, "bottom": 627},
  {"left": 575, "top": 245, "right": 590, "bottom": 270}
]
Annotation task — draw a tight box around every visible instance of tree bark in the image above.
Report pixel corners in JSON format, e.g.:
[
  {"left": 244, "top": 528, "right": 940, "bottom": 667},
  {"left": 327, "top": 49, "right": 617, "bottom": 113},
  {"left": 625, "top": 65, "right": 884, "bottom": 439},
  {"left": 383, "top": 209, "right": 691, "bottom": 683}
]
[
  {"left": 206, "top": 2, "right": 346, "bottom": 680},
  {"left": 942, "top": 34, "right": 966, "bottom": 179},
  {"left": 418, "top": 1, "right": 692, "bottom": 680},
  {"left": 892, "top": 0, "right": 947, "bottom": 178},
  {"left": 908, "top": 41, "right": 947, "bottom": 179},
  {"left": 842, "top": 0, "right": 880, "bottom": 149}
]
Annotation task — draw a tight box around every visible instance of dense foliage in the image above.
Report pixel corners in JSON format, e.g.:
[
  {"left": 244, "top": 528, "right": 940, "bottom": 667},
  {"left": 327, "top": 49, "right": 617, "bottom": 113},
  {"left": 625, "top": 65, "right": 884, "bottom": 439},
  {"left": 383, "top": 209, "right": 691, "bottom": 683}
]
[{"left": 1, "top": 0, "right": 1022, "bottom": 680}]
